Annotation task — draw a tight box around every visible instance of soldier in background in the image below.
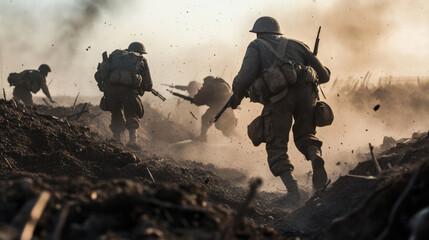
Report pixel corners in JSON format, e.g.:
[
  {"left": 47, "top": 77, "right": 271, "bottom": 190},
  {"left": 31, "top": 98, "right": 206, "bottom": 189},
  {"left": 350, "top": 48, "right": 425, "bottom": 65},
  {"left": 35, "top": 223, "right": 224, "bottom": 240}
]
[
  {"left": 229, "top": 17, "right": 331, "bottom": 204},
  {"left": 166, "top": 81, "right": 202, "bottom": 98},
  {"left": 8, "top": 64, "right": 55, "bottom": 106},
  {"left": 193, "top": 76, "right": 237, "bottom": 141},
  {"left": 95, "top": 42, "right": 153, "bottom": 148}
]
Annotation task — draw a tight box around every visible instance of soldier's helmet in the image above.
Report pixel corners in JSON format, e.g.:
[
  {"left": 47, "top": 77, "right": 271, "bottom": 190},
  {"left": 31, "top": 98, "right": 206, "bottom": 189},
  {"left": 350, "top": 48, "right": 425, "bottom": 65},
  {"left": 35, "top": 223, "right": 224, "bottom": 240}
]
[
  {"left": 128, "top": 42, "right": 147, "bottom": 54},
  {"left": 38, "top": 64, "right": 51, "bottom": 73},
  {"left": 250, "top": 16, "right": 283, "bottom": 35}
]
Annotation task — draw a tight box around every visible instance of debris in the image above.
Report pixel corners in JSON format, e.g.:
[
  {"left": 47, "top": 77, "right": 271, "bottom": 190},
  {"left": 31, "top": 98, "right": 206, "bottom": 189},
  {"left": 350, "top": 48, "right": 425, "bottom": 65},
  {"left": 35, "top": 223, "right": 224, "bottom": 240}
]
[
  {"left": 373, "top": 104, "right": 380, "bottom": 111},
  {"left": 75, "top": 103, "right": 88, "bottom": 120},
  {"left": 20, "top": 191, "right": 51, "bottom": 240},
  {"left": 72, "top": 92, "right": 80, "bottom": 111},
  {"left": 2, "top": 88, "right": 6, "bottom": 101},
  {"left": 346, "top": 174, "right": 377, "bottom": 180},
  {"left": 3, "top": 155, "right": 12, "bottom": 169},
  {"left": 146, "top": 167, "right": 156, "bottom": 183},
  {"left": 189, "top": 111, "right": 198, "bottom": 120},
  {"left": 369, "top": 143, "right": 382, "bottom": 175}
]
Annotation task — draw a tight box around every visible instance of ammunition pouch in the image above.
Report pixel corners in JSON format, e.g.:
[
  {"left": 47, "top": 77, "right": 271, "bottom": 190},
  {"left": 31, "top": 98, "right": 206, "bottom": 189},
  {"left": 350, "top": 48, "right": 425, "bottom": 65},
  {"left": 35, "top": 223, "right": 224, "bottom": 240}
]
[
  {"left": 99, "top": 96, "right": 109, "bottom": 111},
  {"left": 247, "top": 107, "right": 273, "bottom": 146},
  {"left": 314, "top": 101, "right": 334, "bottom": 127},
  {"left": 248, "top": 38, "right": 298, "bottom": 104}
]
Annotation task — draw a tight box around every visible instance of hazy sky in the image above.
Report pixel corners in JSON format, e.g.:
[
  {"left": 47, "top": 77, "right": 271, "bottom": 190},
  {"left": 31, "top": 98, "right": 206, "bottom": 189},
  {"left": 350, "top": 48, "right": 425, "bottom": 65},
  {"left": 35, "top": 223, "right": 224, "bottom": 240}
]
[{"left": 1, "top": 0, "right": 428, "bottom": 96}]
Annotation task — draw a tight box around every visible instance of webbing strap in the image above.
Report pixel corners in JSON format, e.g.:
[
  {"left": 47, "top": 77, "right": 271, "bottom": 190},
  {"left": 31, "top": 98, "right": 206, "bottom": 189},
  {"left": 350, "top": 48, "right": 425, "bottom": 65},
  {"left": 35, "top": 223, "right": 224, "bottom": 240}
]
[{"left": 257, "top": 38, "right": 289, "bottom": 63}]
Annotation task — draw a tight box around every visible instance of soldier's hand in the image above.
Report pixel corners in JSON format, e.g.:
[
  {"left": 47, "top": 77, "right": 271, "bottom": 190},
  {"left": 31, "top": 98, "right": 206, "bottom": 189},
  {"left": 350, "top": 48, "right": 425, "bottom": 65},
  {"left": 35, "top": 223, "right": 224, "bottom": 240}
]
[{"left": 229, "top": 93, "right": 243, "bottom": 109}]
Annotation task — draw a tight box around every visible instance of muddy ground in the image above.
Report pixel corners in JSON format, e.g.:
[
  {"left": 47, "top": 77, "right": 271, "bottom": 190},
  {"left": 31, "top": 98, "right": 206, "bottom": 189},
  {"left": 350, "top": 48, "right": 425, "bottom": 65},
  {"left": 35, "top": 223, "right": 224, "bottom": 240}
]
[{"left": 1, "top": 94, "right": 429, "bottom": 239}]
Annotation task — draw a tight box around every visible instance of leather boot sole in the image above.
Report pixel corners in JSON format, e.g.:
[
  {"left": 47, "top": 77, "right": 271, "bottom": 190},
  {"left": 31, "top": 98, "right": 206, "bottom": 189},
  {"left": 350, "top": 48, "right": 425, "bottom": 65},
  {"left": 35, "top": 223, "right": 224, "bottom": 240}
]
[{"left": 312, "top": 156, "right": 328, "bottom": 191}]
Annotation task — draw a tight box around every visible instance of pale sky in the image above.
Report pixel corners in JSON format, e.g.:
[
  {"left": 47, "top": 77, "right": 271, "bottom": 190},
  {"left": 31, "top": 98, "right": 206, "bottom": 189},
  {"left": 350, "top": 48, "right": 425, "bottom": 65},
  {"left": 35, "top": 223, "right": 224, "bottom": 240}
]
[{"left": 1, "top": 0, "right": 428, "bottom": 96}]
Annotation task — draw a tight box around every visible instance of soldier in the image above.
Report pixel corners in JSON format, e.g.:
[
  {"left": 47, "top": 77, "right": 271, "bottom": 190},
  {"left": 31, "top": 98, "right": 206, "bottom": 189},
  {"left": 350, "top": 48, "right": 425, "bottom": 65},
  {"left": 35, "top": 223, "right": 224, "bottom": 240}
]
[
  {"left": 193, "top": 76, "right": 237, "bottom": 141},
  {"left": 229, "top": 17, "right": 331, "bottom": 203},
  {"left": 8, "top": 64, "right": 55, "bottom": 106},
  {"left": 95, "top": 42, "right": 153, "bottom": 148}
]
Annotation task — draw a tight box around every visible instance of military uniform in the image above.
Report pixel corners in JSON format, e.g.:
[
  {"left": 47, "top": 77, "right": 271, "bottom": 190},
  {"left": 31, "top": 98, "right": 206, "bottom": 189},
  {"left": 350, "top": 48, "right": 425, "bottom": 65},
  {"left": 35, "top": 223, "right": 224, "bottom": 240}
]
[
  {"left": 231, "top": 17, "right": 330, "bottom": 202},
  {"left": 12, "top": 64, "right": 54, "bottom": 106},
  {"left": 98, "top": 42, "right": 153, "bottom": 146},
  {"left": 193, "top": 76, "right": 237, "bottom": 141}
]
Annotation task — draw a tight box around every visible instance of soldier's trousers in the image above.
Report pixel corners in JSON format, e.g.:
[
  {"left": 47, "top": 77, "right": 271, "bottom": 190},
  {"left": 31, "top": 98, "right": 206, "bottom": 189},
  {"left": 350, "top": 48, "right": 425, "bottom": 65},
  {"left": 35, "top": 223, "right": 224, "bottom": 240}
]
[
  {"left": 13, "top": 86, "right": 33, "bottom": 106},
  {"left": 104, "top": 85, "right": 144, "bottom": 135},
  {"left": 201, "top": 107, "right": 237, "bottom": 137},
  {"left": 264, "top": 84, "right": 322, "bottom": 176}
]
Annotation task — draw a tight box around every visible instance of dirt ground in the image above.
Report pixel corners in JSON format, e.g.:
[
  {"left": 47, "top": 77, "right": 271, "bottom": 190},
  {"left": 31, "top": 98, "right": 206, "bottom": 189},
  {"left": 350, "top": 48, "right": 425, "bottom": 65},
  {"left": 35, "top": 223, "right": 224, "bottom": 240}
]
[{"left": 1, "top": 90, "right": 429, "bottom": 239}]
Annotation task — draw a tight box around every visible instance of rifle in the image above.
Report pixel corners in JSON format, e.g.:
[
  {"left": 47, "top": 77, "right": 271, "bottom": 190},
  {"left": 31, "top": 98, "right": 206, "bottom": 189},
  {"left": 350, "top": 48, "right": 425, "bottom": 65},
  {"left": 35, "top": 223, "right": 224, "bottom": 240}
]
[
  {"left": 214, "top": 97, "right": 232, "bottom": 122},
  {"left": 313, "top": 26, "right": 321, "bottom": 56},
  {"left": 313, "top": 26, "right": 326, "bottom": 99},
  {"left": 151, "top": 89, "right": 166, "bottom": 101},
  {"left": 161, "top": 84, "right": 189, "bottom": 91},
  {"left": 167, "top": 89, "right": 194, "bottom": 103}
]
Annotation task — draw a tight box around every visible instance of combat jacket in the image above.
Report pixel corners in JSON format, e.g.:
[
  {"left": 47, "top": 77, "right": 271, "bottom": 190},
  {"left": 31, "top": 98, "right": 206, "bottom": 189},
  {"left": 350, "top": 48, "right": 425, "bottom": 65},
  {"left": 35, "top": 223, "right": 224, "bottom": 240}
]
[
  {"left": 232, "top": 34, "right": 330, "bottom": 98},
  {"left": 193, "top": 78, "right": 231, "bottom": 107}
]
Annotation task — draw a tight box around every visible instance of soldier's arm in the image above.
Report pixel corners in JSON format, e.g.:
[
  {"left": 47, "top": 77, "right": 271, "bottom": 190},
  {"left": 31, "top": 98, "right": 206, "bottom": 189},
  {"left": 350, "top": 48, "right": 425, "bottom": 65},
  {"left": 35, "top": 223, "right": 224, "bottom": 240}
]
[
  {"left": 142, "top": 58, "right": 153, "bottom": 91},
  {"left": 302, "top": 44, "right": 330, "bottom": 84},
  {"left": 192, "top": 88, "right": 207, "bottom": 106},
  {"left": 40, "top": 79, "right": 54, "bottom": 102},
  {"left": 232, "top": 41, "right": 261, "bottom": 97}
]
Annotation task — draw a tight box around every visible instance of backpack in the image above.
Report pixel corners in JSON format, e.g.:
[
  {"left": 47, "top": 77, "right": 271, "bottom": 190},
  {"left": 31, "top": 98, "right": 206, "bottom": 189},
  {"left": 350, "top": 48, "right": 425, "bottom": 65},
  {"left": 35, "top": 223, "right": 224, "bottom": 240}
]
[
  {"left": 95, "top": 50, "right": 145, "bottom": 91},
  {"left": 7, "top": 72, "right": 24, "bottom": 87},
  {"left": 8, "top": 70, "right": 41, "bottom": 93},
  {"left": 248, "top": 38, "right": 318, "bottom": 104}
]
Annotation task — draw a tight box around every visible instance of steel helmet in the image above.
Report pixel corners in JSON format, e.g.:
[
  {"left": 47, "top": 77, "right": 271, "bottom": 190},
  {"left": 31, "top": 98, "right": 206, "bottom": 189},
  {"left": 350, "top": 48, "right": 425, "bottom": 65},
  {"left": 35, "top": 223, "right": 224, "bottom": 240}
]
[
  {"left": 250, "top": 16, "right": 283, "bottom": 35},
  {"left": 128, "top": 42, "right": 147, "bottom": 54},
  {"left": 38, "top": 64, "right": 51, "bottom": 73}
]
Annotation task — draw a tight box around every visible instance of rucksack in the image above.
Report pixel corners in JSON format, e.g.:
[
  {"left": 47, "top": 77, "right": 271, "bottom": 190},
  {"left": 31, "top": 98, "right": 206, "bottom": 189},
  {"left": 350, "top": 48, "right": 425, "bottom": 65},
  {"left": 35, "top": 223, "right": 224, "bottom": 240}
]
[
  {"left": 8, "top": 70, "right": 41, "bottom": 93},
  {"left": 95, "top": 50, "right": 146, "bottom": 92}
]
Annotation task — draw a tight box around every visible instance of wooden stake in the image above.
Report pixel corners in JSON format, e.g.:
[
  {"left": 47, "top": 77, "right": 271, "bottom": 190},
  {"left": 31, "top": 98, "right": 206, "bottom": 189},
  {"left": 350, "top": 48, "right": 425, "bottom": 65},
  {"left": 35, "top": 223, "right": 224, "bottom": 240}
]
[
  {"left": 20, "top": 191, "right": 51, "bottom": 240},
  {"left": 369, "top": 143, "right": 382, "bottom": 175}
]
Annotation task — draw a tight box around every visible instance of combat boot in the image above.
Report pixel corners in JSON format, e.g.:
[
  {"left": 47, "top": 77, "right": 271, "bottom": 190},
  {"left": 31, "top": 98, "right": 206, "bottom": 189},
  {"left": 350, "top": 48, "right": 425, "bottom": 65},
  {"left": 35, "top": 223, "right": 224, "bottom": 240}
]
[
  {"left": 112, "top": 131, "right": 122, "bottom": 143},
  {"left": 279, "top": 171, "right": 301, "bottom": 204},
  {"left": 308, "top": 145, "right": 328, "bottom": 191},
  {"left": 126, "top": 129, "right": 140, "bottom": 150}
]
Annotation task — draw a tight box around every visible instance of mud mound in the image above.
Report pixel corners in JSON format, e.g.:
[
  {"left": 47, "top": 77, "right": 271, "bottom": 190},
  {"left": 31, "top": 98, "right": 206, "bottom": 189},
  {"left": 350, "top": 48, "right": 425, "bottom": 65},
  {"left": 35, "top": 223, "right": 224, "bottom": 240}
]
[
  {"left": 0, "top": 101, "right": 138, "bottom": 181},
  {"left": 0, "top": 100, "right": 290, "bottom": 238},
  {"left": 0, "top": 177, "right": 281, "bottom": 239},
  {"left": 277, "top": 131, "right": 429, "bottom": 239}
]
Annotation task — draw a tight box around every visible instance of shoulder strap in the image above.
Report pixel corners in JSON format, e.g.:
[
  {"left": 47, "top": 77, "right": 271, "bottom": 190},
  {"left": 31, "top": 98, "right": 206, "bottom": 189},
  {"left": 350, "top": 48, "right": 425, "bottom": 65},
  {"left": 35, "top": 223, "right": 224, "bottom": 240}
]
[{"left": 257, "top": 38, "right": 289, "bottom": 63}]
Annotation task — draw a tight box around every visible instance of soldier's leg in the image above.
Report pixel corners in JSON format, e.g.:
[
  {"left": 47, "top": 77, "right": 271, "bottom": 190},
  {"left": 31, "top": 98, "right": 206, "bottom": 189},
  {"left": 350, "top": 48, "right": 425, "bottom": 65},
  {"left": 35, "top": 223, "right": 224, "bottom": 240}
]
[
  {"left": 292, "top": 85, "right": 327, "bottom": 191},
  {"left": 199, "top": 108, "right": 215, "bottom": 141},
  {"left": 266, "top": 97, "right": 300, "bottom": 203},
  {"left": 123, "top": 94, "right": 144, "bottom": 146},
  {"left": 13, "top": 87, "right": 33, "bottom": 106},
  {"left": 105, "top": 90, "right": 126, "bottom": 141}
]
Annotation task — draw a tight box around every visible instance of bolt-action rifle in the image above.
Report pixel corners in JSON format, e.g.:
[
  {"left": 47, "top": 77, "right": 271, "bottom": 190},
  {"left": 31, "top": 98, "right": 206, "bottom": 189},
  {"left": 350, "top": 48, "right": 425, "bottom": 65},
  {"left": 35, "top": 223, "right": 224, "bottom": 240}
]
[
  {"left": 161, "top": 84, "right": 189, "bottom": 91},
  {"left": 214, "top": 97, "right": 232, "bottom": 122},
  {"left": 167, "top": 89, "right": 194, "bottom": 103},
  {"left": 313, "top": 26, "right": 326, "bottom": 99},
  {"left": 151, "top": 89, "right": 166, "bottom": 101}
]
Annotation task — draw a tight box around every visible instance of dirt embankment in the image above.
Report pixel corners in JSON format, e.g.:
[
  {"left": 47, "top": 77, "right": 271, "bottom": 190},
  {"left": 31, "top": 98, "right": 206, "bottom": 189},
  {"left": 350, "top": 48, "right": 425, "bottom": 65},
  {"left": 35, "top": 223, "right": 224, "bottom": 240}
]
[
  {"left": 0, "top": 100, "right": 287, "bottom": 239},
  {"left": 1, "top": 95, "right": 429, "bottom": 240}
]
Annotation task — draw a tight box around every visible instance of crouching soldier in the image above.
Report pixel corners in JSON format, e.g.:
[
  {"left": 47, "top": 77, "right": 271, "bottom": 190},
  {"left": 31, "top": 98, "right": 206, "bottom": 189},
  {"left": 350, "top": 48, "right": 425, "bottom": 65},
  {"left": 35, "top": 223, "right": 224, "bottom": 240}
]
[
  {"left": 95, "top": 42, "right": 153, "bottom": 148},
  {"left": 8, "top": 64, "right": 55, "bottom": 106}
]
